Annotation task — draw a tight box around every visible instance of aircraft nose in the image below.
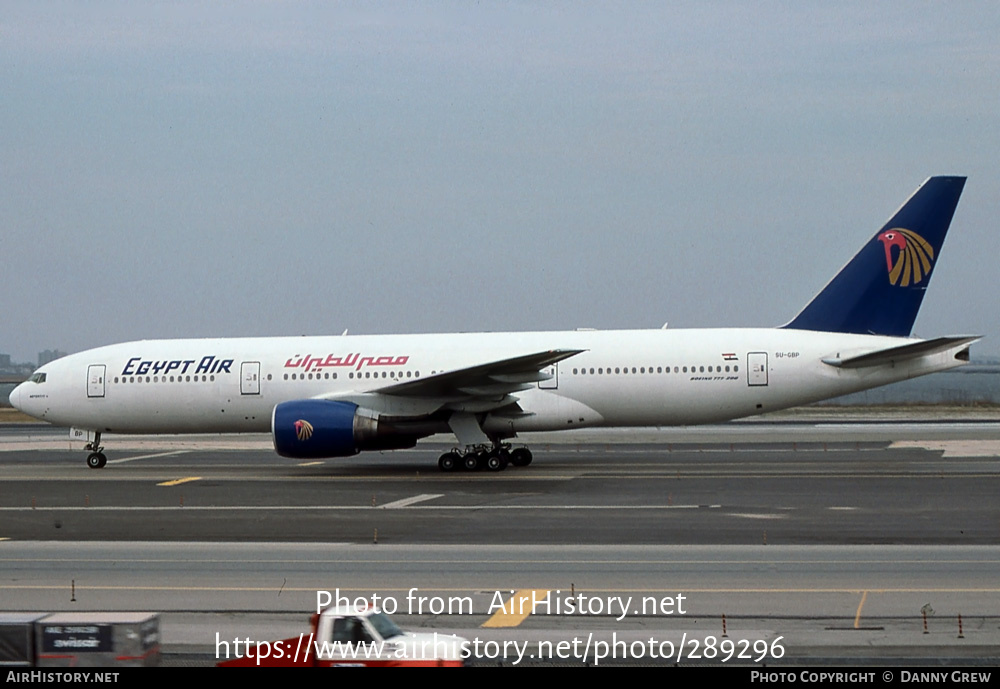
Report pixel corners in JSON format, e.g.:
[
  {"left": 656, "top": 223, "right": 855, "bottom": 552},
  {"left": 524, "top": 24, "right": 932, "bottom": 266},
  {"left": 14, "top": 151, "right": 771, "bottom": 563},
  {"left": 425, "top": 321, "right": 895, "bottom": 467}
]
[{"left": 9, "top": 383, "right": 23, "bottom": 411}]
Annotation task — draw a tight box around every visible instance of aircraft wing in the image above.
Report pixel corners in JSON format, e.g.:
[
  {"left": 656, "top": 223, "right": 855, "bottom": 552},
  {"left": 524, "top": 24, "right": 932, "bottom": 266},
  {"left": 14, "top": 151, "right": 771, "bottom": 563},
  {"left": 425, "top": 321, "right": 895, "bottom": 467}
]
[
  {"left": 822, "top": 336, "right": 979, "bottom": 369},
  {"left": 316, "top": 348, "right": 585, "bottom": 415},
  {"left": 378, "top": 348, "right": 584, "bottom": 397}
]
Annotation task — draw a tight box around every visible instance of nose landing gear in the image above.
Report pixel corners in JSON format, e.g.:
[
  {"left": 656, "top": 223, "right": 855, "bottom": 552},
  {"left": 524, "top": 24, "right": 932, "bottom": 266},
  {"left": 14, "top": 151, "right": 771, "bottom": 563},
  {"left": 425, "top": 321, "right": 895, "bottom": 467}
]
[{"left": 84, "top": 432, "right": 107, "bottom": 469}]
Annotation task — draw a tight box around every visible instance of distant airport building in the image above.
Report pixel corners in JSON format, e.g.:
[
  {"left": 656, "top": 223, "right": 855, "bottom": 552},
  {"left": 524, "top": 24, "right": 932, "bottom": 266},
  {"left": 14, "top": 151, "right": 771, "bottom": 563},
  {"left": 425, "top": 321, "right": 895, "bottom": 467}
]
[
  {"left": 0, "top": 354, "right": 10, "bottom": 370},
  {"left": 37, "top": 350, "right": 67, "bottom": 367}
]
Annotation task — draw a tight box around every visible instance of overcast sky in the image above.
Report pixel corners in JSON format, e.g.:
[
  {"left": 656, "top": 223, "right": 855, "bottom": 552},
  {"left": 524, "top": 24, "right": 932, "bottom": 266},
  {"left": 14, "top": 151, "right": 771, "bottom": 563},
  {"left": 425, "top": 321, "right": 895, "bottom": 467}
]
[{"left": 4, "top": 2, "right": 999, "bottom": 363}]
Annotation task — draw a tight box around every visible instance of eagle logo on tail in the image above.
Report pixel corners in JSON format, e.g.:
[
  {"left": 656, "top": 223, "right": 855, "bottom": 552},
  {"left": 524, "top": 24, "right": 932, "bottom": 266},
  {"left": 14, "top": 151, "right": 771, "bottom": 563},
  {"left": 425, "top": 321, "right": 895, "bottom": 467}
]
[{"left": 877, "top": 228, "right": 934, "bottom": 287}]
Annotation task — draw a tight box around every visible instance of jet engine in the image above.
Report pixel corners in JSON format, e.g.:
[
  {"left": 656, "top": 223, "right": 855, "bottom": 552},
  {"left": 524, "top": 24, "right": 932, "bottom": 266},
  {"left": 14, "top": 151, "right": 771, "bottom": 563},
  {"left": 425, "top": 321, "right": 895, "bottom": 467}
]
[{"left": 272, "top": 399, "right": 419, "bottom": 458}]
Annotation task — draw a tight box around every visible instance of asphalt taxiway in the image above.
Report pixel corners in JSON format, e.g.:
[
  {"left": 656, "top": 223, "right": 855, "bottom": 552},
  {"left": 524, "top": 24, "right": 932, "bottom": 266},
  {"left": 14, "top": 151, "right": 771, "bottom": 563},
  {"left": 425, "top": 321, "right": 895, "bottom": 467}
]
[{"left": 1, "top": 413, "right": 998, "bottom": 665}]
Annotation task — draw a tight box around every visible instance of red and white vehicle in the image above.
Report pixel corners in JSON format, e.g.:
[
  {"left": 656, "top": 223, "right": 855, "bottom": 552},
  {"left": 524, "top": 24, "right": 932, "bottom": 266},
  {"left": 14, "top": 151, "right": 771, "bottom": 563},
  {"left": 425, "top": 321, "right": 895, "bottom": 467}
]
[{"left": 219, "top": 605, "right": 467, "bottom": 667}]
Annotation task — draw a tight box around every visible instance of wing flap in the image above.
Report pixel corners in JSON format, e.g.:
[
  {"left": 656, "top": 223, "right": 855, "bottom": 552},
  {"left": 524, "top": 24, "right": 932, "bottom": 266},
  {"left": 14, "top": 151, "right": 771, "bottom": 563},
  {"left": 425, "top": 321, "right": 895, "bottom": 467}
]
[
  {"left": 490, "top": 372, "right": 552, "bottom": 384},
  {"left": 458, "top": 382, "right": 534, "bottom": 396}
]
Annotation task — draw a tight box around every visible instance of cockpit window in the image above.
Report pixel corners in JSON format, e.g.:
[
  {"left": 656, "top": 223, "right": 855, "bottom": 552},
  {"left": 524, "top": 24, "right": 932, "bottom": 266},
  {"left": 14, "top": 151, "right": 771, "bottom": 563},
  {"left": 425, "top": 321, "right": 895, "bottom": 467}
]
[{"left": 28, "top": 373, "right": 46, "bottom": 384}]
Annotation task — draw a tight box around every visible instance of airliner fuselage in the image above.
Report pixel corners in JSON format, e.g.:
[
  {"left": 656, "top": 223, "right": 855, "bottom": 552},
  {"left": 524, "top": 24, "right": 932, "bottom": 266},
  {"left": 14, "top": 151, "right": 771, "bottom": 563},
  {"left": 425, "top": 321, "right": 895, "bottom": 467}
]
[
  {"left": 8, "top": 176, "right": 976, "bottom": 471},
  {"left": 12, "top": 328, "right": 971, "bottom": 435}
]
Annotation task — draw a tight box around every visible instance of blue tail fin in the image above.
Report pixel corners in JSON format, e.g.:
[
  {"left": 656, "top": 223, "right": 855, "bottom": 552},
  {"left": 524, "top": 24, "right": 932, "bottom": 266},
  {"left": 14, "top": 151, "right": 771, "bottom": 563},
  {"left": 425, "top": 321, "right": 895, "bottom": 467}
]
[{"left": 782, "top": 176, "right": 966, "bottom": 337}]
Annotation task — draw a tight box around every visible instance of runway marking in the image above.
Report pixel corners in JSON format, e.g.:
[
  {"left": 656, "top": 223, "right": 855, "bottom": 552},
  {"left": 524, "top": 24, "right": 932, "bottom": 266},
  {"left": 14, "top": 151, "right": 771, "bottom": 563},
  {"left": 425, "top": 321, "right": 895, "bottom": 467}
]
[
  {"left": 891, "top": 440, "right": 1000, "bottom": 457},
  {"left": 377, "top": 494, "right": 444, "bottom": 509},
  {"left": 725, "top": 513, "right": 787, "bottom": 520},
  {"left": 854, "top": 590, "right": 868, "bottom": 629},
  {"left": 157, "top": 477, "right": 202, "bottom": 487},
  {"left": 578, "top": 473, "right": 998, "bottom": 479},
  {"left": 4, "top": 556, "right": 998, "bottom": 566},
  {"left": 8, "top": 466, "right": 999, "bottom": 480},
  {"left": 0, "top": 556, "right": 1000, "bottom": 568},
  {"left": 3, "top": 584, "right": 1000, "bottom": 594},
  {"left": 298, "top": 461, "right": 324, "bottom": 467},
  {"left": 109, "top": 451, "right": 190, "bottom": 465},
  {"left": 0, "top": 504, "right": 724, "bottom": 511},
  {"left": 481, "top": 589, "right": 550, "bottom": 628}
]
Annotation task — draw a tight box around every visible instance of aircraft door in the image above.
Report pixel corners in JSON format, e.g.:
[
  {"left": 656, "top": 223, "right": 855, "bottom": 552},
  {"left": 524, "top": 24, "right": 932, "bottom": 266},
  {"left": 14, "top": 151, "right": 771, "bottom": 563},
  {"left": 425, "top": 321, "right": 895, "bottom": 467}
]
[
  {"left": 747, "top": 352, "right": 768, "bottom": 386},
  {"left": 87, "top": 364, "right": 106, "bottom": 398},
  {"left": 538, "top": 363, "right": 558, "bottom": 389},
  {"left": 240, "top": 361, "right": 261, "bottom": 395}
]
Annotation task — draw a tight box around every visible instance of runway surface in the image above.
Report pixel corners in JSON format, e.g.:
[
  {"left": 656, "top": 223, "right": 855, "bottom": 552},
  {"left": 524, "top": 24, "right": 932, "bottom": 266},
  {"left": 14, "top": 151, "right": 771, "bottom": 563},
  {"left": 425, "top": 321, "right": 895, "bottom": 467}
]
[
  {"left": 2, "top": 542, "right": 998, "bottom": 666},
  {"left": 1, "top": 416, "right": 999, "bottom": 665},
  {"left": 1, "top": 424, "right": 998, "bottom": 544}
]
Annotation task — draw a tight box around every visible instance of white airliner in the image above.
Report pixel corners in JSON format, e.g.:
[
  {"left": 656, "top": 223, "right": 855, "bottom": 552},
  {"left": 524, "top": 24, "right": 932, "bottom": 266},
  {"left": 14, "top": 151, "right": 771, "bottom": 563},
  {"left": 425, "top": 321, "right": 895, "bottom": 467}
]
[{"left": 10, "top": 177, "right": 976, "bottom": 472}]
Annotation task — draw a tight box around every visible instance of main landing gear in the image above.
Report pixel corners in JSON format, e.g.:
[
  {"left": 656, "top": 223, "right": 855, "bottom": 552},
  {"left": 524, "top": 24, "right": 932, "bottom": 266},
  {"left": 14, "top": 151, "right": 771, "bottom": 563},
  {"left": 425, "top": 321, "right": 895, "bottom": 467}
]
[
  {"left": 437, "top": 443, "right": 533, "bottom": 473},
  {"left": 85, "top": 432, "right": 107, "bottom": 469}
]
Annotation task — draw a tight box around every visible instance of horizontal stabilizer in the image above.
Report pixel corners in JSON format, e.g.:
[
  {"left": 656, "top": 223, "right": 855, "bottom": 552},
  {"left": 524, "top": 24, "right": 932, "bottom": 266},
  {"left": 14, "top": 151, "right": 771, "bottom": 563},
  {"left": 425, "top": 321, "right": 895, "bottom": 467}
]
[{"left": 822, "top": 336, "right": 979, "bottom": 369}]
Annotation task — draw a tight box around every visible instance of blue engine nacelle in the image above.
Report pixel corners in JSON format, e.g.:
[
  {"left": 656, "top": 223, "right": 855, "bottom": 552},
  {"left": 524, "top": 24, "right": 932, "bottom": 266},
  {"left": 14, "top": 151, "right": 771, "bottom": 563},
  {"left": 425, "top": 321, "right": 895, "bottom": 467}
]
[
  {"left": 272, "top": 399, "right": 373, "bottom": 459},
  {"left": 272, "top": 399, "right": 418, "bottom": 459}
]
